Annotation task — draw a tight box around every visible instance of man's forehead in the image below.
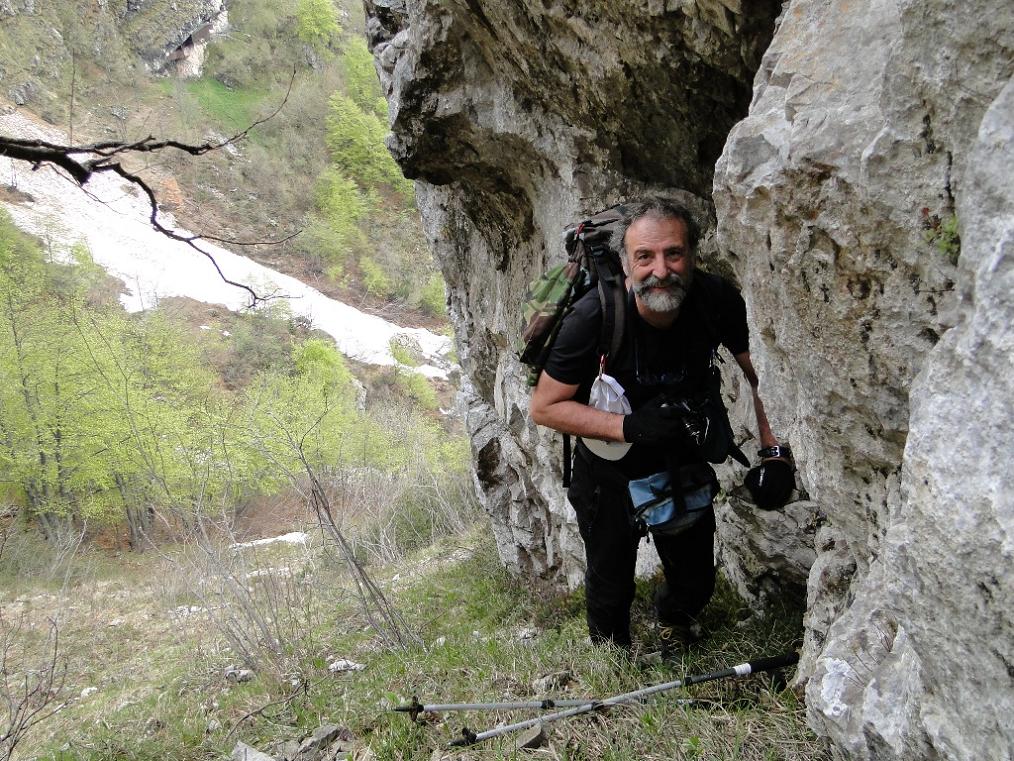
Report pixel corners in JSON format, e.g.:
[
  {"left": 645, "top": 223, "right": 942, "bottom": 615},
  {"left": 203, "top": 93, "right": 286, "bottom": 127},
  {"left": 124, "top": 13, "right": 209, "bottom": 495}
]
[{"left": 625, "top": 216, "right": 690, "bottom": 247}]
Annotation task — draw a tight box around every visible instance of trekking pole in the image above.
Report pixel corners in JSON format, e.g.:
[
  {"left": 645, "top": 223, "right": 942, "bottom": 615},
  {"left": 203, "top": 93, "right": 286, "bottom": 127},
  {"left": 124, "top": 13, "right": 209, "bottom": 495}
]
[
  {"left": 393, "top": 696, "right": 697, "bottom": 722},
  {"left": 393, "top": 696, "right": 600, "bottom": 721},
  {"left": 448, "top": 651, "right": 799, "bottom": 747}
]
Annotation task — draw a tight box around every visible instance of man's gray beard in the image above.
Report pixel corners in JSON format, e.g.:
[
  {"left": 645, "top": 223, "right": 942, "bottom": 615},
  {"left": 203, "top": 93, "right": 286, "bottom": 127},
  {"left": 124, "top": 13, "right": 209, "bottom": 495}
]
[{"left": 634, "top": 275, "right": 688, "bottom": 313}]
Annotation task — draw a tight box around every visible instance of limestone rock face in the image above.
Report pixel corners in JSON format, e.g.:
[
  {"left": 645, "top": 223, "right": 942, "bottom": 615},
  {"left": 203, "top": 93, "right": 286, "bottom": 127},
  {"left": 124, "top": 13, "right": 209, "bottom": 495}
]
[
  {"left": 714, "top": 0, "right": 1012, "bottom": 757},
  {"left": 367, "top": 0, "right": 1012, "bottom": 758},
  {"left": 121, "top": 0, "right": 227, "bottom": 68},
  {"left": 365, "top": 0, "right": 782, "bottom": 587}
]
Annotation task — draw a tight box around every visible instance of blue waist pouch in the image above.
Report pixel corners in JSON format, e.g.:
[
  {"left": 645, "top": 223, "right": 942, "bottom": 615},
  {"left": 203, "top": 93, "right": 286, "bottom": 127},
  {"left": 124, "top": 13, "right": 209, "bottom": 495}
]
[{"left": 627, "top": 463, "right": 718, "bottom": 536}]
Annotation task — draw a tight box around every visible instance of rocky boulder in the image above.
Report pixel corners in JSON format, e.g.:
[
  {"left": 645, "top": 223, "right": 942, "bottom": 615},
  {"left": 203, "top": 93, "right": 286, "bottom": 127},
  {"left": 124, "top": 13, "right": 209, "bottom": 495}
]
[
  {"left": 714, "top": 1, "right": 1011, "bottom": 757},
  {"left": 119, "top": 0, "right": 227, "bottom": 70}
]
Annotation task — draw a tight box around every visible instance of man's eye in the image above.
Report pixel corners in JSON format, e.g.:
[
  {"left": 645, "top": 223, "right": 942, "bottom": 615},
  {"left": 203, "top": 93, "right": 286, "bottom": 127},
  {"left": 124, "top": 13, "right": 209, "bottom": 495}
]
[{"left": 665, "top": 250, "right": 684, "bottom": 260}]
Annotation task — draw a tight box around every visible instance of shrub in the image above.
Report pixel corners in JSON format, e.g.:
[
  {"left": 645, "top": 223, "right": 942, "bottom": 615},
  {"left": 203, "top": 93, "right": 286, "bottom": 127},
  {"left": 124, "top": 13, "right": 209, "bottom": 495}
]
[
  {"left": 296, "top": 0, "right": 342, "bottom": 51},
  {"left": 306, "top": 168, "right": 372, "bottom": 265},
  {"left": 388, "top": 335, "right": 423, "bottom": 367},
  {"left": 418, "top": 272, "right": 446, "bottom": 316},
  {"left": 360, "top": 256, "right": 393, "bottom": 297},
  {"left": 326, "top": 93, "right": 411, "bottom": 195},
  {"left": 394, "top": 371, "right": 438, "bottom": 411}
]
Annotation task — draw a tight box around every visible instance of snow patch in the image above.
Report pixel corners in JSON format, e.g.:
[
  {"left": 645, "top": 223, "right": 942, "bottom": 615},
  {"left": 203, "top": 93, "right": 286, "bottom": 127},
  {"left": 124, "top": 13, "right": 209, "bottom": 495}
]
[{"left": 231, "top": 531, "right": 308, "bottom": 549}]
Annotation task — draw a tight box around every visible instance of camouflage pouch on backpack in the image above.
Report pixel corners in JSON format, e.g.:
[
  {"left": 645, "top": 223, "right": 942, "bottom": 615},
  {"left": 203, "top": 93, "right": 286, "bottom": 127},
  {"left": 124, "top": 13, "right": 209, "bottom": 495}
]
[
  {"left": 518, "top": 206, "right": 628, "bottom": 387},
  {"left": 518, "top": 259, "right": 586, "bottom": 386}
]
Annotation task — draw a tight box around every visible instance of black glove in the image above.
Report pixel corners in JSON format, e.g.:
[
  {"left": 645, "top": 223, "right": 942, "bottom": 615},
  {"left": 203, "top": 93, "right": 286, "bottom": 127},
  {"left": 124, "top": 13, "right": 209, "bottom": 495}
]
[
  {"left": 622, "top": 395, "right": 687, "bottom": 446},
  {"left": 744, "top": 458, "right": 795, "bottom": 510}
]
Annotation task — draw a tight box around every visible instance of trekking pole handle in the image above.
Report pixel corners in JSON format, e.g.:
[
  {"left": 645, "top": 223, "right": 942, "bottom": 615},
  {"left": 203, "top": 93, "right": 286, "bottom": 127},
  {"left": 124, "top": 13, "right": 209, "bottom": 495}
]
[{"left": 739, "top": 651, "right": 799, "bottom": 676}]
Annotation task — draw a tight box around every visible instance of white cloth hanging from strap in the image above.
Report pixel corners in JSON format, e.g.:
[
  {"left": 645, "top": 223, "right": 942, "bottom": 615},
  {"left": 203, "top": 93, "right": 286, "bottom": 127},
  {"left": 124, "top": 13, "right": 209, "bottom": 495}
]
[{"left": 580, "top": 372, "right": 633, "bottom": 461}]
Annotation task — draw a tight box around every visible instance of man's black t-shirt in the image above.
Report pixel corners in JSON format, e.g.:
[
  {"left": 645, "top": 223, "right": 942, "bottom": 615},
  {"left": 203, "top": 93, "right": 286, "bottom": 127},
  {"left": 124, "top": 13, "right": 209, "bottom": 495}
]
[{"left": 542, "top": 271, "right": 749, "bottom": 479}]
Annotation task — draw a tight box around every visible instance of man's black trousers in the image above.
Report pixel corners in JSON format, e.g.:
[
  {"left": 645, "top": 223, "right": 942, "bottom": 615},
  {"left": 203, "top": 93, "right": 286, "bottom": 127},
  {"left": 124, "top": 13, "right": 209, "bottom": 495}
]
[{"left": 567, "top": 450, "right": 717, "bottom": 647}]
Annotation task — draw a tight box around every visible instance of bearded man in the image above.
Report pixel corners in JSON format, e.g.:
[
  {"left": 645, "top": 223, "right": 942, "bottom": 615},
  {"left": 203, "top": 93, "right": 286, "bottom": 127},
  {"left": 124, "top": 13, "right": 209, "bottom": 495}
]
[{"left": 530, "top": 197, "right": 784, "bottom": 649}]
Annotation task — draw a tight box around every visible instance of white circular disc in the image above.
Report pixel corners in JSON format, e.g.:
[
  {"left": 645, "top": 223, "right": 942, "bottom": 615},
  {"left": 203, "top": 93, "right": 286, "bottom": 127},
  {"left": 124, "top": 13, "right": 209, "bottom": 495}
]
[{"left": 580, "top": 437, "right": 632, "bottom": 461}]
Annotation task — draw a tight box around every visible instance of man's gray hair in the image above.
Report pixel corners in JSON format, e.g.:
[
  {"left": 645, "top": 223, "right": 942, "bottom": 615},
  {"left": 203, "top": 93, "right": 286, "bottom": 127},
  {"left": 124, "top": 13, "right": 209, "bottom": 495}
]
[{"left": 610, "top": 197, "right": 700, "bottom": 268}]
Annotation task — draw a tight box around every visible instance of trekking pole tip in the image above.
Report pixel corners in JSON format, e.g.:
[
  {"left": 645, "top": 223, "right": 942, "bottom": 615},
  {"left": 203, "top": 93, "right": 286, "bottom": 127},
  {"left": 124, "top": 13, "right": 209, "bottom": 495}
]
[{"left": 448, "top": 727, "right": 477, "bottom": 747}]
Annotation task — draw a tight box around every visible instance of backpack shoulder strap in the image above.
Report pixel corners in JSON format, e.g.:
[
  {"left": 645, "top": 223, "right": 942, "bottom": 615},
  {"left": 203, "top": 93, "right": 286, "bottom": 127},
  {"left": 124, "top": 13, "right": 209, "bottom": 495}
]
[{"left": 590, "top": 257, "right": 625, "bottom": 363}]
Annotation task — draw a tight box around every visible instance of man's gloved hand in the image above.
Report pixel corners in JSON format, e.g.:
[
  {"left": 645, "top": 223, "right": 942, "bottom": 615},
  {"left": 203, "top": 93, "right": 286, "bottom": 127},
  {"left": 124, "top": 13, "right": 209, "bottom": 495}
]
[
  {"left": 622, "top": 395, "right": 687, "bottom": 445},
  {"left": 745, "top": 455, "right": 795, "bottom": 510}
]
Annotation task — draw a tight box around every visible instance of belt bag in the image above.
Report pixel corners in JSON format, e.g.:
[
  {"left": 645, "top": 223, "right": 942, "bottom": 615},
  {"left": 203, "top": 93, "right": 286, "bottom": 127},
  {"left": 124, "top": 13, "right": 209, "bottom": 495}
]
[{"left": 627, "top": 462, "right": 718, "bottom": 536}]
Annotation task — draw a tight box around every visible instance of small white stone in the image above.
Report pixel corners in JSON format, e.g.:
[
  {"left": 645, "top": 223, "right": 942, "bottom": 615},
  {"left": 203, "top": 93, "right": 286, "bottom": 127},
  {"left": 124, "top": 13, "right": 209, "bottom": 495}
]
[{"left": 328, "top": 658, "right": 365, "bottom": 673}]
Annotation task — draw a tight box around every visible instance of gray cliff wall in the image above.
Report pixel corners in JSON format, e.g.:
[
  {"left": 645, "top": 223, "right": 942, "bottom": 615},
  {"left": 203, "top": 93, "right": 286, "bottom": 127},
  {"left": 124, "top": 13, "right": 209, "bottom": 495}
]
[
  {"left": 365, "top": 0, "right": 1013, "bottom": 758},
  {"left": 715, "top": 1, "right": 1011, "bottom": 757}
]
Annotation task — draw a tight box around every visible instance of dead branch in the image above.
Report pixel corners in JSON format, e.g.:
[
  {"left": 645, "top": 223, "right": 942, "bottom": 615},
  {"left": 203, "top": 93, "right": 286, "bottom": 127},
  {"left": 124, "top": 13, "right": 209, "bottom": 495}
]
[
  {"left": 251, "top": 402, "right": 422, "bottom": 651},
  {"left": 0, "top": 615, "right": 67, "bottom": 760}
]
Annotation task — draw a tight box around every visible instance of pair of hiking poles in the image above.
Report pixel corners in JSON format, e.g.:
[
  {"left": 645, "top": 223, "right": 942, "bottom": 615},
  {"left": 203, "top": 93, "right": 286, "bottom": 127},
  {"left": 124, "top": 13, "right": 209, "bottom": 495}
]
[{"left": 393, "top": 651, "right": 799, "bottom": 747}]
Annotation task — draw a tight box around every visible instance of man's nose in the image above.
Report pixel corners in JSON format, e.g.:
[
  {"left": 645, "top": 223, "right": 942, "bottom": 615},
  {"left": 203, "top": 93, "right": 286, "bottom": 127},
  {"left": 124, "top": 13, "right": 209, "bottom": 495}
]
[{"left": 651, "top": 256, "right": 669, "bottom": 279}]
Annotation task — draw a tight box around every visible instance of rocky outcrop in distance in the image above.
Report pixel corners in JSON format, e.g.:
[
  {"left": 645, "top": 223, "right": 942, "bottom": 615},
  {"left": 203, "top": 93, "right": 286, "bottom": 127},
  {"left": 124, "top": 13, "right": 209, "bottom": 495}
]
[
  {"left": 0, "top": 0, "right": 225, "bottom": 107},
  {"left": 365, "top": 1, "right": 1012, "bottom": 759}
]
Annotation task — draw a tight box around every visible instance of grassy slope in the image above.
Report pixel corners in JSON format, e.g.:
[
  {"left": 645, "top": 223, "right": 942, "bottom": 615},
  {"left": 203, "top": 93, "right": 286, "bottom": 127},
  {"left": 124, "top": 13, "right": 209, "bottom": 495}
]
[{"left": 14, "top": 528, "right": 827, "bottom": 761}]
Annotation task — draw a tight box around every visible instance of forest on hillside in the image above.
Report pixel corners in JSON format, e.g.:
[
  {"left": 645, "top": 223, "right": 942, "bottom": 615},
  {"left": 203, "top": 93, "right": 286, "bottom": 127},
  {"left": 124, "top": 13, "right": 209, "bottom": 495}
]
[{"left": 0, "top": 209, "right": 470, "bottom": 550}]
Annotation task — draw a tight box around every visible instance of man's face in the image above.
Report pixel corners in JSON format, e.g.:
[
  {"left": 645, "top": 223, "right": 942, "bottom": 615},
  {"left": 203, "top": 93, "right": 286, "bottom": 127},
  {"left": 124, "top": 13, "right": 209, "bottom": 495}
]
[{"left": 624, "top": 215, "right": 694, "bottom": 314}]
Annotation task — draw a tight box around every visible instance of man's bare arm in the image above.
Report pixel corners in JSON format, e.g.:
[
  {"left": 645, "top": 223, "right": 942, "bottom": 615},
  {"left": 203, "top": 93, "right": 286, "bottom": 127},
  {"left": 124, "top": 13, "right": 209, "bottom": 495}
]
[
  {"left": 530, "top": 373, "right": 627, "bottom": 442},
  {"left": 733, "top": 351, "right": 779, "bottom": 450}
]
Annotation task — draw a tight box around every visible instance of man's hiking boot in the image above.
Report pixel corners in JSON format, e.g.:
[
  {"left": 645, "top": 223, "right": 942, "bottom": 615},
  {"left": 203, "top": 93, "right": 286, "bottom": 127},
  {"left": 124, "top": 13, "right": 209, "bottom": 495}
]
[{"left": 658, "top": 621, "right": 703, "bottom": 656}]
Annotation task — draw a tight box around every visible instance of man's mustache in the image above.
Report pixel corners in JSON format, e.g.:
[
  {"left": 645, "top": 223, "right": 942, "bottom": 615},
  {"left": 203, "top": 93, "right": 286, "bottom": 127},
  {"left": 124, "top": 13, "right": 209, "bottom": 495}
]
[{"left": 634, "top": 273, "right": 687, "bottom": 293}]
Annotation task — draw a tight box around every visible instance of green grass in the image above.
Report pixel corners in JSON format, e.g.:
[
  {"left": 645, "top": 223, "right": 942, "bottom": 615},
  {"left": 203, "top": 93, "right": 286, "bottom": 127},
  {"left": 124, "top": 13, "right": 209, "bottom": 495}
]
[
  {"left": 20, "top": 530, "right": 825, "bottom": 760},
  {"left": 182, "top": 78, "right": 269, "bottom": 134}
]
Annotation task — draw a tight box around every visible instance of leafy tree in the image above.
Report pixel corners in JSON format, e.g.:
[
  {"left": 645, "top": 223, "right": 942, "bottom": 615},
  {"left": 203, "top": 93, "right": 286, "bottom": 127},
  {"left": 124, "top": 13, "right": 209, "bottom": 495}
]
[
  {"left": 326, "top": 93, "right": 411, "bottom": 194},
  {"left": 296, "top": 0, "right": 341, "bottom": 52},
  {"left": 342, "top": 37, "right": 385, "bottom": 117},
  {"left": 0, "top": 215, "right": 121, "bottom": 535},
  {"left": 306, "top": 167, "right": 372, "bottom": 268}
]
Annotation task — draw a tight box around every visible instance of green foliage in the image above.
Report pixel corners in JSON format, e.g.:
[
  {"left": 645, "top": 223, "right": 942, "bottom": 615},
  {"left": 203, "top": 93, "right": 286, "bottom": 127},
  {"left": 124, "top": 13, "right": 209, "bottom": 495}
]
[
  {"left": 0, "top": 212, "right": 232, "bottom": 528},
  {"left": 199, "top": 0, "right": 302, "bottom": 89},
  {"left": 326, "top": 93, "right": 411, "bottom": 195},
  {"left": 388, "top": 336, "right": 422, "bottom": 367},
  {"left": 418, "top": 273, "right": 446, "bottom": 317},
  {"left": 341, "top": 37, "right": 384, "bottom": 117},
  {"left": 215, "top": 302, "right": 303, "bottom": 389},
  {"left": 296, "top": 0, "right": 341, "bottom": 51},
  {"left": 359, "top": 256, "right": 393, "bottom": 297},
  {"left": 925, "top": 213, "right": 961, "bottom": 265},
  {"left": 393, "top": 371, "right": 439, "bottom": 411},
  {"left": 305, "top": 167, "right": 372, "bottom": 266},
  {"left": 292, "top": 337, "right": 352, "bottom": 386}
]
